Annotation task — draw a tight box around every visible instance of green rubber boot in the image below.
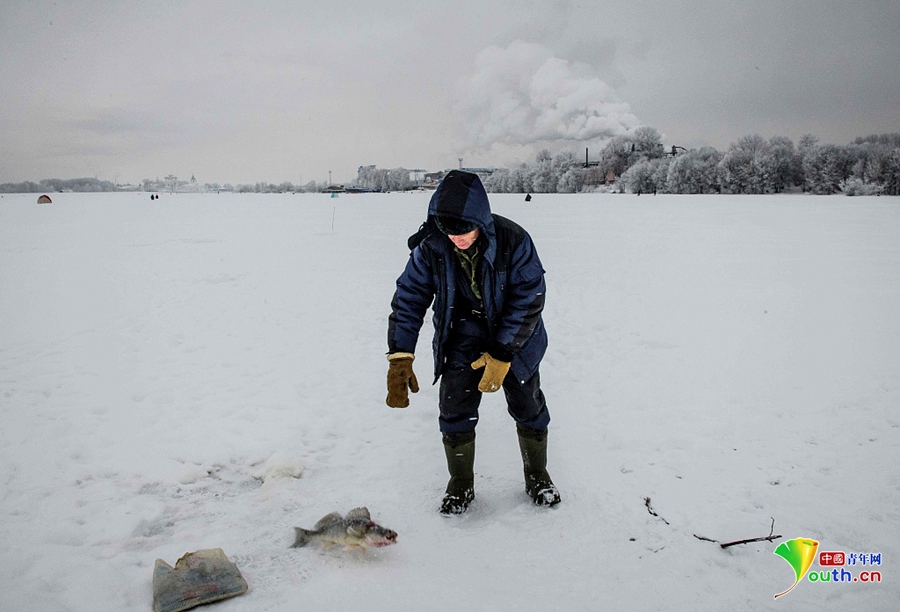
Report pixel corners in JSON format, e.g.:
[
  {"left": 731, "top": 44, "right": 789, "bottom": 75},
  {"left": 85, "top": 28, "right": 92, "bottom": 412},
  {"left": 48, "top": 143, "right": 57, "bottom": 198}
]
[
  {"left": 440, "top": 431, "right": 476, "bottom": 515},
  {"left": 517, "top": 424, "right": 561, "bottom": 506}
]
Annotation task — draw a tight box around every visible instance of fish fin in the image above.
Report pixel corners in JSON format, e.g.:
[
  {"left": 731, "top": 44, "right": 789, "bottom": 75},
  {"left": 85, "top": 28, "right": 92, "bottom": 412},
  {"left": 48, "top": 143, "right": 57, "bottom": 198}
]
[
  {"left": 292, "top": 527, "right": 313, "bottom": 548},
  {"left": 314, "top": 511, "right": 344, "bottom": 530},
  {"left": 345, "top": 507, "right": 371, "bottom": 521},
  {"left": 346, "top": 523, "right": 366, "bottom": 538}
]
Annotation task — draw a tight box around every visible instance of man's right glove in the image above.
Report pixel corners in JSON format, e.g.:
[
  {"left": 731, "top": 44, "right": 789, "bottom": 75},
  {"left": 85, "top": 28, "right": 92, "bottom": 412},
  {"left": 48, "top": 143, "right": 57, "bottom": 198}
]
[
  {"left": 386, "top": 352, "right": 419, "bottom": 408},
  {"left": 470, "top": 352, "right": 511, "bottom": 393}
]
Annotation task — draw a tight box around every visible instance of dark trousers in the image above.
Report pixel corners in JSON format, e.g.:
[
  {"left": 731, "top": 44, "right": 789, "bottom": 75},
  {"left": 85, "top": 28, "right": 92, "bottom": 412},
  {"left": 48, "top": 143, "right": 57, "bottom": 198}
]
[{"left": 438, "top": 334, "right": 550, "bottom": 434}]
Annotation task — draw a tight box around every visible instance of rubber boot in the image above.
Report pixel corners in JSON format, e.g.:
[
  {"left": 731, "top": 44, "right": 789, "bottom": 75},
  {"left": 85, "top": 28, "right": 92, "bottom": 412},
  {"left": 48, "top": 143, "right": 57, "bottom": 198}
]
[
  {"left": 440, "top": 431, "right": 476, "bottom": 515},
  {"left": 516, "top": 424, "right": 561, "bottom": 506}
]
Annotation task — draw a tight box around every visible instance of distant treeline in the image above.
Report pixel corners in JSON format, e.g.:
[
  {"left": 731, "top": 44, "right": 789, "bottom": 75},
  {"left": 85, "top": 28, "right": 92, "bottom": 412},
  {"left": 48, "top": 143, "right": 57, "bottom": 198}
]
[
  {"left": 0, "top": 177, "right": 119, "bottom": 194},
  {"left": 5, "top": 131, "right": 899, "bottom": 196},
  {"left": 481, "top": 130, "right": 900, "bottom": 196},
  {"left": 232, "top": 181, "right": 320, "bottom": 193}
]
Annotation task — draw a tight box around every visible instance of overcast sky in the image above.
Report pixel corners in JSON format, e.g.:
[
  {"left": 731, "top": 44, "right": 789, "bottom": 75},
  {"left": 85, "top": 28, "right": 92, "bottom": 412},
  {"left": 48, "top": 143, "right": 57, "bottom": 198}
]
[{"left": 1, "top": 0, "right": 898, "bottom": 185}]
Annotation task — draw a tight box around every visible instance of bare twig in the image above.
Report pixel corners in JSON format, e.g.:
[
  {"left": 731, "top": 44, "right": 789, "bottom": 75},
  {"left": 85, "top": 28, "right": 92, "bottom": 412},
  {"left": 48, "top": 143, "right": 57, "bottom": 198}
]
[
  {"left": 694, "top": 518, "right": 782, "bottom": 549},
  {"left": 693, "top": 534, "right": 719, "bottom": 544},
  {"left": 720, "top": 532, "right": 783, "bottom": 548},
  {"left": 643, "top": 497, "right": 670, "bottom": 525}
]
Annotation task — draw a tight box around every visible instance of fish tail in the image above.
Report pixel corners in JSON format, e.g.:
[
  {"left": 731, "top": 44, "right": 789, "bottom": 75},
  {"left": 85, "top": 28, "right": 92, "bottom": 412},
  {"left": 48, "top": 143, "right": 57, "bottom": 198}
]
[{"left": 292, "top": 527, "right": 314, "bottom": 548}]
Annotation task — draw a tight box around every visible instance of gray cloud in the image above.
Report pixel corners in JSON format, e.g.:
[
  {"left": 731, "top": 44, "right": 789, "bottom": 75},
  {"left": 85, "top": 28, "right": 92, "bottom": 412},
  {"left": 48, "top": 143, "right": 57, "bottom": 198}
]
[{"left": 1, "top": 0, "right": 897, "bottom": 184}]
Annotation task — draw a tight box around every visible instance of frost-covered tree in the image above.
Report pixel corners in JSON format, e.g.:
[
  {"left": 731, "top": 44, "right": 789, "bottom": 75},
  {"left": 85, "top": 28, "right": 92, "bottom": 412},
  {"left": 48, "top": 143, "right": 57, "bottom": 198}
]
[
  {"left": 620, "top": 158, "right": 670, "bottom": 194},
  {"left": 845, "top": 134, "right": 900, "bottom": 195},
  {"left": 508, "top": 165, "right": 529, "bottom": 193},
  {"left": 481, "top": 169, "right": 510, "bottom": 193},
  {"left": 665, "top": 152, "right": 700, "bottom": 194},
  {"left": 802, "top": 144, "right": 855, "bottom": 194},
  {"left": 552, "top": 150, "right": 579, "bottom": 175},
  {"left": 631, "top": 126, "right": 664, "bottom": 159},
  {"left": 355, "top": 165, "right": 379, "bottom": 190},
  {"left": 619, "top": 160, "right": 653, "bottom": 194},
  {"left": 650, "top": 158, "right": 671, "bottom": 192},
  {"left": 353, "top": 165, "right": 412, "bottom": 191},
  {"left": 551, "top": 150, "right": 581, "bottom": 193},
  {"left": 718, "top": 134, "right": 775, "bottom": 194},
  {"left": 767, "top": 136, "right": 797, "bottom": 193},
  {"left": 480, "top": 149, "right": 588, "bottom": 193},
  {"left": 530, "top": 149, "right": 556, "bottom": 193},
  {"left": 885, "top": 148, "right": 900, "bottom": 196},
  {"left": 798, "top": 134, "right": 819, "bottom": 150},
  {"left": 0, "top": 180, "right": 41, "bottom": 193},
  {"left": 718, "top": 149, "right": 753, "bottom": 193},
  {"left": 853, "top": 133, "right": 900, "bottom": 148},
  {"left": 556, "top": 168, "right": 582, "bottom": 193},
  {"left": 483, "top": 166, "right": 527, "bottom": 193},
  {"left": 386, "top": 168, "right": 413, "bottom": 191},
  {"left": 599, "top": 135, "right": 637, "bottom": 180},
  {"left": 666, "top": 147, "right": 723, "bottom": 194},
  {"left": 794, "top": 134, "right": 821, "bottom": 190},
  {"left": 840, "top": 177, "right": 882, "bottom": 196}
]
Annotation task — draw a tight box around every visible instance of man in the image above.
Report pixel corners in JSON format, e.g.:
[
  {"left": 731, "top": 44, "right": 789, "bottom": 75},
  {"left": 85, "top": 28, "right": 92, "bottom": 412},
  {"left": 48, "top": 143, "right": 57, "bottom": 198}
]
[{"left": 386, "top": 170, "right": 561, "bottom": 515}]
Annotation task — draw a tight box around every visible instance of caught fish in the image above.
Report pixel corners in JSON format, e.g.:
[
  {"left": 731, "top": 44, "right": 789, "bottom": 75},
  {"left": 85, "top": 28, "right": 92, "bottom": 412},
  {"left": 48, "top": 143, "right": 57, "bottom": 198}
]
[{"left": 291, "top": 507, "right": 398, "bottom": 551}]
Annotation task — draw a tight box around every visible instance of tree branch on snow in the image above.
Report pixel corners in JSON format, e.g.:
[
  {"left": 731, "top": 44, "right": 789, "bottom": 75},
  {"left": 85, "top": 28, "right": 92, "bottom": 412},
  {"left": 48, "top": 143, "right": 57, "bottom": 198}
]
[
  {"left": 643, "top": 497, "right": 670, "bottom": 525},
  {"left": 694, "top": 517, "right": 783, "bottom": 549}
]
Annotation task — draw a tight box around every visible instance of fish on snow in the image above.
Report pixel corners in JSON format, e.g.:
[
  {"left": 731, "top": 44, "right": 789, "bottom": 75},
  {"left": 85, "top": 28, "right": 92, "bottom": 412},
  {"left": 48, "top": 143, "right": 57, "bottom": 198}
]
[{"left": 291, "top": 507, "right": 398, "bottom": 551}]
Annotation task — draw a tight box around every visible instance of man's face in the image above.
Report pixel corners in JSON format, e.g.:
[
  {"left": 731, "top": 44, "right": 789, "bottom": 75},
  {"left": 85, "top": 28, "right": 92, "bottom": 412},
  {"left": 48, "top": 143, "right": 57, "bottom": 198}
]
[{"left": 448, "top": 228, "right": 480, "bottom": 250}]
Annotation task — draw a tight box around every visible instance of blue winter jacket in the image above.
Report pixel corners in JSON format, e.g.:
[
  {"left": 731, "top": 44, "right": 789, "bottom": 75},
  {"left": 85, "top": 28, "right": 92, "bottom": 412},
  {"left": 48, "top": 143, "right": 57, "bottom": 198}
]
[{"left": 388, "top": 171, "right": 548, "bottom": 384}]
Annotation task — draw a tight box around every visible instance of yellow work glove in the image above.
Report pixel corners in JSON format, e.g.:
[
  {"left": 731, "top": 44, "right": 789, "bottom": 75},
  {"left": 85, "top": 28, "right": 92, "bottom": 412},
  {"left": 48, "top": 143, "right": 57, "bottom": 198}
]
[
  {"left": 470, "top": 353, "right": 511, "bottom": 393},
  {"left": 386, "top": 352, "right": 419, "bottom": 408}
]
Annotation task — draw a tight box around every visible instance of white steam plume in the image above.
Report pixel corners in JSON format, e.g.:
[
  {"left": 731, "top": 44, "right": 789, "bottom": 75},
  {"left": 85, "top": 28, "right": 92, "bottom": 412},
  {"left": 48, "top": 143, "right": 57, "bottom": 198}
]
[{"left": 457, "top": 41, "right": 640, "bottom": 152}]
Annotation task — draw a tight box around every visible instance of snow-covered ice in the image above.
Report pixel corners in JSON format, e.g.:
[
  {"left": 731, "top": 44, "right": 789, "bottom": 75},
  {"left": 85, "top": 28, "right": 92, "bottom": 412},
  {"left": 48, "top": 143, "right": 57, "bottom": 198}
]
[{"left": 1, "top": 191, "right": 897, "bottom": 610}]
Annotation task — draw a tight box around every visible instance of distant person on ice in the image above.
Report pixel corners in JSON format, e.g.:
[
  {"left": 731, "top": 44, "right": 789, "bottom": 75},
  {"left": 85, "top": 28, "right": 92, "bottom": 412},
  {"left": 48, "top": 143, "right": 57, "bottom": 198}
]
[{"left": 385, "top": 170, "right": 560, "bottom": 514}]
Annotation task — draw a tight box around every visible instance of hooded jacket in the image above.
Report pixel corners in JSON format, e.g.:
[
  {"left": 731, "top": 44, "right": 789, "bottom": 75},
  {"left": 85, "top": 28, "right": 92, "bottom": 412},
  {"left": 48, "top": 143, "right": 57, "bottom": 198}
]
[{"left": 388, "top": 171, "right": 548, "bottom": 383}]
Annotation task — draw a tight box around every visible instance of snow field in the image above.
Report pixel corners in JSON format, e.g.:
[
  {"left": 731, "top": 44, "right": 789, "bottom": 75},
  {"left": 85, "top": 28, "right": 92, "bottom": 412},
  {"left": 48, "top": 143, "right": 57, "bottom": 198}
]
[{"left": 1, "top": 192, "right": 897, "bottom": 610}]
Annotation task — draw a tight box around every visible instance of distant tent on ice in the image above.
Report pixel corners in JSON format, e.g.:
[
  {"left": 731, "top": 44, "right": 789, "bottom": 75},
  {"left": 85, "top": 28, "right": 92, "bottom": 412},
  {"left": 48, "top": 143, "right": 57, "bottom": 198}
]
[{"left": 37, "top": 194, "right": 52, "bottom": 204}]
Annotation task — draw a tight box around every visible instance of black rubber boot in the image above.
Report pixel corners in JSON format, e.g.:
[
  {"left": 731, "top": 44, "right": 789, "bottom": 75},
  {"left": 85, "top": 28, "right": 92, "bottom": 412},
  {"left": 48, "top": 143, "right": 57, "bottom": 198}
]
[
  {"left": 440, "top": 431, "right": 476, "bottom": 515},
  {"left": 516, "top": 424, "right": 561, "bottom": 506}
]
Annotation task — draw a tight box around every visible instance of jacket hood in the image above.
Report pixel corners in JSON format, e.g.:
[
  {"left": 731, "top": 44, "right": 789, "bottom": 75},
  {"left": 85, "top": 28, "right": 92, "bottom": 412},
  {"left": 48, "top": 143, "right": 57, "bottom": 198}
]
[{"left": 427, "top": 171, "right": 494, "bottom": 234}]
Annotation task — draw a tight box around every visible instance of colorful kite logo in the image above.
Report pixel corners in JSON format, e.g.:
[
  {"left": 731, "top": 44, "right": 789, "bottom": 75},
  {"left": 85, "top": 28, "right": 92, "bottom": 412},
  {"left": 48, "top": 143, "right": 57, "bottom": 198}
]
[{"left": 773, "top": 538, "right": 819, "bottom": 599}]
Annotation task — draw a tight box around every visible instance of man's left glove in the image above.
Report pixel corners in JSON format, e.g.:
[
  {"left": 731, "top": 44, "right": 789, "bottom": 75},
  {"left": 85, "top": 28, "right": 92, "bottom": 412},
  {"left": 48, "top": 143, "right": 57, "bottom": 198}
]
[
  {"left": 470, "top": 353, "right": 511, "bottom": 393},
  {"left": 386, "top": 352, "right": 419, "bottom": 408}
]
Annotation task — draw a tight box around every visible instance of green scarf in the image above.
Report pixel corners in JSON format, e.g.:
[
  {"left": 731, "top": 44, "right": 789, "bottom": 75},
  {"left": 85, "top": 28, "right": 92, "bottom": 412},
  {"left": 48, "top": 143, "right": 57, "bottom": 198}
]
[{"left": 453, "top": 245, "right": 482, "bottom": 301}]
